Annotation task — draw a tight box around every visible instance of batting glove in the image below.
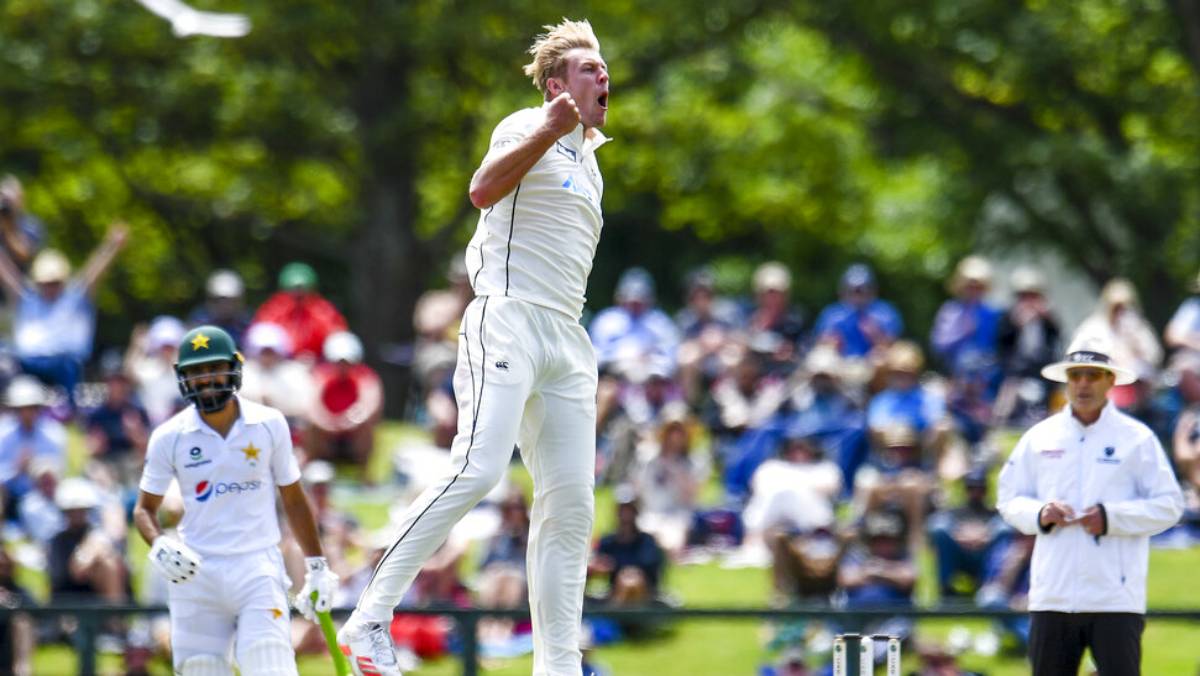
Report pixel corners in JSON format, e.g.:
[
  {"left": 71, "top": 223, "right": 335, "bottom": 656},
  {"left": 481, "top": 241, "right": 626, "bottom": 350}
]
[
  {"left": 295, "top": 556, "right": 339, "bottom": 621},
  {"left": 148, "top": 535, "right": 202, "bottom": 584}
]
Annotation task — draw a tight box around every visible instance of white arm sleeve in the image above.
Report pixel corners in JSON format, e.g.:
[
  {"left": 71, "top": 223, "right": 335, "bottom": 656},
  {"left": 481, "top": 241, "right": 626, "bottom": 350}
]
[
  {"left": 1104, "top": 433, "right": 1184, "bottom": 537},
  {"left": 138, "top": 427, "right": 177, "bottom": 495},
  {"left": 268, "top": 412, "right": 302, "bottom": 487},
  {"left": 480, "top": 109, "right": 537, "bottom": 164},
  {"left": 997, "top": 434, "right": 1045, "bottom": 535}
]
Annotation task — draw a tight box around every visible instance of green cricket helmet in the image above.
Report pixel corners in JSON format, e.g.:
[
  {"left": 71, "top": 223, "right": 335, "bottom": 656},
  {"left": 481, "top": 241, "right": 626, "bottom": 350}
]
[{"left": 175, "top": 325, "right": 244, "bottom": 413}]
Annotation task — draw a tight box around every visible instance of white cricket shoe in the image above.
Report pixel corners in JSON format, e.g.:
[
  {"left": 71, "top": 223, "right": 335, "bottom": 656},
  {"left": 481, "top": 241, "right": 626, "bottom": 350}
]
[{"left": 338, "top": 620, "right": 403, "bottom": 676}]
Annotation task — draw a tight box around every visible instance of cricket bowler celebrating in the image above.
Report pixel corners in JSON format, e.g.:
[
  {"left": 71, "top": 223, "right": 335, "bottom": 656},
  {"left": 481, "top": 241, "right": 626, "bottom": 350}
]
[
  {"left": 133, "top": 325, "right": 336, "bottom": 674},
  {"left": 339, "top": 18, "right": 610, "bottom": 676}
]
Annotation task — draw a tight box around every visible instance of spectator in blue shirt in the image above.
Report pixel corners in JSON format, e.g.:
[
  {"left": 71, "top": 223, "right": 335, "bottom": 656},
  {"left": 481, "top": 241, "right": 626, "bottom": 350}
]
[
  {"left": 0, "top": 223, "right": 128, "bottom": 411},
  {"left": 813, "top": 264, "right": 903, "bottom": 358},
  {"left": 867, "top": 341, "right": 945, "bottom": 437},
  {"left": 590, "top": 267, "right": 680, "bottom": 375},
  {"left": 931, "top": 256, "right": 1002, "bottom": 383},
  {"left": 0, "top": 376, "right": 66, "bottom": 511}
]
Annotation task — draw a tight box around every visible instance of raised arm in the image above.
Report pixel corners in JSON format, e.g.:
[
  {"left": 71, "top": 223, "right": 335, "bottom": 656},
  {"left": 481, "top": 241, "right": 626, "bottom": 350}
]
[
  {"left": 78, "top": 222, "right": 129, "bottom": 295},
  {"left": 468, "top": 93, "right": 581, "bottom": 209}
]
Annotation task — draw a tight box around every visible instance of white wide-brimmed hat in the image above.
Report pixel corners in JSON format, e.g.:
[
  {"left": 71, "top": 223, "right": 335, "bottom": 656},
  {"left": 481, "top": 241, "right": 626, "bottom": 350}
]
[{"left": 1040, "top": 333, "right": 1137, "bottom": 386}]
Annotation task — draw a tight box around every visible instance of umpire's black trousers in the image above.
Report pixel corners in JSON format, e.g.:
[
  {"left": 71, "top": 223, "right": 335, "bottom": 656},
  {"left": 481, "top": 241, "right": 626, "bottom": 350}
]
[{"left": 1029, "top": 611, "right": 1144, "bottom": 676}]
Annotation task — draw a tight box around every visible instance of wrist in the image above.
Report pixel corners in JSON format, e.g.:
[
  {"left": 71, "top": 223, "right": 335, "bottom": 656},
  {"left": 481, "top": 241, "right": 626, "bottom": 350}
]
[{"left": 304, "top": 556, "right": 328, "bottom": 571}]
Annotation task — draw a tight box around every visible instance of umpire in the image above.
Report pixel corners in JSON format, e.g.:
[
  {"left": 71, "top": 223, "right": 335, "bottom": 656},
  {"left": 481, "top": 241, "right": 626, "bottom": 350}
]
[{"left": 997, "top": 333, "right": 1183, "bottom": 676}]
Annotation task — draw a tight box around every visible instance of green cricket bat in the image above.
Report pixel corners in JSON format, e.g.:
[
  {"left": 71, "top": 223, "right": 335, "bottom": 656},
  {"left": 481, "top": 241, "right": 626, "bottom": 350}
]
[{"left": 312, "top": 591, "right": 352, "bottom": 676}]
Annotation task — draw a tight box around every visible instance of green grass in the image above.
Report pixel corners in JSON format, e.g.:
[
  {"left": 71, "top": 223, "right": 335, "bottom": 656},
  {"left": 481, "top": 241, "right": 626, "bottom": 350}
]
[{"left": 28, "top": 421, "right": 1200, "bottom": 675}]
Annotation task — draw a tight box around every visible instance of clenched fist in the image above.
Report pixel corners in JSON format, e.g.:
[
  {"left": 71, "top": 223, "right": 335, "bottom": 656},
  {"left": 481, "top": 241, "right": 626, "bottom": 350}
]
[{"left": 544, "top": 92, "right": 581, "bottom": 138}]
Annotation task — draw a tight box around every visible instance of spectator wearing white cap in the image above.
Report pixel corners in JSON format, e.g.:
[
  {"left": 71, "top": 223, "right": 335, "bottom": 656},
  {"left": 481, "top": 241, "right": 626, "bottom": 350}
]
[
  {"left": 747, "top": 262, "right": 805, "bottom": 368},
  {"left": 1073, "top": 278, "right": 1162, "bottom": 411},
  {"left": 47, "top": 477, "right": 129, "bottom": 609},
  {"left": 305, "top": 331, "right": 383, "bottom": 474},
  {"left": 187, "top": 268, "right": 251, "bottom": 346},
  {"left": 931, "top": 256, "right": 1003, "bottom": 388},
  {"left": 0, "top": 223, "right": 128, "bottom": 412},
  {"left": 239, "top": 321, "right": 315, "bottom": 423},
  {"left": 123, "top": 315, "right": 186, "bottom": 426},
  {"left": 589, "top": 267, "right": 681, "bottom": 375},
  {"left": 0, "top": 376, "right": 66, "bottom": 510}
]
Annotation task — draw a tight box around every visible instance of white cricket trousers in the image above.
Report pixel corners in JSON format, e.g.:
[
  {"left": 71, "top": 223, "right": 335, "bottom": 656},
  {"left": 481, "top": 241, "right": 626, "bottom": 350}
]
[{"left": 355, "top": 296, "right": 597, "bottom": 676}]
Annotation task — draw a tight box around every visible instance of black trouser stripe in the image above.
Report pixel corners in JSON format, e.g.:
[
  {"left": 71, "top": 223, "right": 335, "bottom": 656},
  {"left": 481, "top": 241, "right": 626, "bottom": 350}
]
[
  {"left": 362, "top": 297, "right": 490, "bottom": 598},
  {"left": 504, "top": 184, "right": 520, "bottom": 295}
]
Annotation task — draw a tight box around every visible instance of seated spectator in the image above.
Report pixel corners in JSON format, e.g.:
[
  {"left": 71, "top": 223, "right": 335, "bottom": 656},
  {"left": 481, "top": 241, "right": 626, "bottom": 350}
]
[
  {"left": 1169, "top": 352, "right": 1200, "bottom": 538},
  {"left": 187, "top": 269, "right": 251, "bottom": 346},
  {"left": 931, "top": 256, "right": 1002, "bottom": 388},
  {"left": 836, "top": 505, "right": 916, "bottom": 649},
  {"left": 1074, "top": 277, "right": 1162, "bottom": 411},
  {"left": 674, "top": 267, "right": 740, "bottom": 406},
  {"left": 589, "top": 486, "right": 667, "bottom": 607},
  {"left": 124, "top": 316, "right": 186, "bottom": 426},
  {"left": 476, "top": 491, "right": 531, "bottom": 645},
  {"left": 634, "top": 404, "right": 708, "bottom": 556},
  {"left": 590, "top": 267, "right": 680, "bottom": 375},
  {"left": 1165, "top": 269, "right": 1200, "bottom": 355},
  {"left": 0, "top": 544, "right": 35, "bottom": 676},
  {"left": 813, "top": 263, "right": 903, "bottom": 359},
  {"left": 787, "top": 346, "right": 870, "bottom": 492},
  {"left": 0, "top": 224, "right": 127, "bottom": 411},
  {"left": 48, "top": 478, "right": 129, "bottom": 646},
  {"left": 994, "top": 267, "right": 1061, "bottom": 426},
  {"left": 974, "top": 532, "right": 1035, "bottom": 651},
  {"left": 17, "top": 458, "right": 64, "bottom": 546},
  {"left": 239, "top": 322, "right": 315, "bottom": 425},
  {"left": 867, "top": 341, "right": 963, "bottom": 479},
  {"left": 853, "top": 424, "right": 939, "bottom": 552},
  {"left": 305, "top": 331, "right": 383, "bottom": 472},
  {"left": 926, "top": 467, "right": 1010, "bottom": 599},
  {"left": 0, "top": 376, "right": 66, "bottom": 511},
  {"left": 595, "top": 358, "right": 685, "bottom": 486},
  {"left": 253, "top": 261, "right": 348, "bottom": 361},
  {"left": 746, "top": 262, "right": 804, "bottom": 369},
  {"left": 85, "top": 360, "right": 150, "bottom": 490},
  {"left": 411, "top": 258, "right": 473, "bottom": 404},
  {"left": 708, "top": 344, "right": 790, "bottom": 472}
]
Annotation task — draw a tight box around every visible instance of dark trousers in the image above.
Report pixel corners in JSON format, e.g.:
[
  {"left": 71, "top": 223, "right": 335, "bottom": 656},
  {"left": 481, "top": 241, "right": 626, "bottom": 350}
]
[{"left": 1029, "top": 611, "right": 1144, "bottom": 676}]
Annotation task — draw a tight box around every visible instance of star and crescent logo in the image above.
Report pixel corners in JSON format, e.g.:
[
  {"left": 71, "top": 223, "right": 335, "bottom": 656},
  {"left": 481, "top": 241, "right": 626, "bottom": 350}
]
[{"left": 190, "top": 332, "right": 211, "bottom": 350}]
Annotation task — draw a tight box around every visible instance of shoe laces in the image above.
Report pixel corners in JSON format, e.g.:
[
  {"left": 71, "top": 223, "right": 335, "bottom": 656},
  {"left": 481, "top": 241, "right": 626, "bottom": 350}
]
[{"left": 366, "top": 623, "right": 398, "bottom": 666}]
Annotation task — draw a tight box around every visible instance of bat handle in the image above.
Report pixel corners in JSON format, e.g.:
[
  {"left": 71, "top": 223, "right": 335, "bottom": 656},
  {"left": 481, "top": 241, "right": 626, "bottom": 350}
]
[{"left": 313, "top": 591, "right": 352, "bottom": 676}]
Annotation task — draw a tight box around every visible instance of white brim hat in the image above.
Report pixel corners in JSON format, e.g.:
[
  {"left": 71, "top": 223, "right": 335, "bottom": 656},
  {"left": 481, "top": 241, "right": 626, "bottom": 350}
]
[{"left": 1041, "top": 333, "right": 1137, "bottom": 386}]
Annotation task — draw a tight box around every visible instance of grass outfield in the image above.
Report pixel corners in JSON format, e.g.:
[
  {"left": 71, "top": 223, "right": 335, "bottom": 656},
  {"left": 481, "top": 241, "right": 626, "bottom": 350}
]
[{"left": 28, "top": 422, "right": 1200, "bottom": 674}]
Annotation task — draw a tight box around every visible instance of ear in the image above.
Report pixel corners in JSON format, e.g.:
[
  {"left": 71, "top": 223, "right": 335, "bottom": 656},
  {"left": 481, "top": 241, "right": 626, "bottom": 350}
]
[{"left": 546, "top": 77, "right": 563, "bottom": 97}]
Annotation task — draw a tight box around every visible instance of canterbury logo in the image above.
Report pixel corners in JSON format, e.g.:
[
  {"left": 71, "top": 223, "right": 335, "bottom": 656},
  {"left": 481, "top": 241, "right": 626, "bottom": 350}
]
[{"left": 495, "top": 361, "right": 509, "bottom": 370}]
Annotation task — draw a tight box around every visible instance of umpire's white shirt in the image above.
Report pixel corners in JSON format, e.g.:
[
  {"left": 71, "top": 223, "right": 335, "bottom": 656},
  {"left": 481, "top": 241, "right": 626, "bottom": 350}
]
[
  {"left": 998, "top": 402, "right": 1183, "bottom": 613},
  {"left": 465, "top": 105, "right": 609, "bottom": 321},
  {"left": 139, "top": 397, "right": 302, "bottom": 557}
]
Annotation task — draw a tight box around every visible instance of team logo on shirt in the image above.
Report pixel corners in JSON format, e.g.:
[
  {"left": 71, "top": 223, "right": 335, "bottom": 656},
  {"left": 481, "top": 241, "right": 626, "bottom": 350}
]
[
  {"left": 184, "top": 446, "right": 212, "bottom": 469},
  {"left": 1039, "top": 448, "right": 1065, "bottom": 458},
  {"left": 1098, "top": 446, "right": 1121, "bottom": 464},
  {"left": 241, "top": 443, "right": 260, "bottom": 466}
]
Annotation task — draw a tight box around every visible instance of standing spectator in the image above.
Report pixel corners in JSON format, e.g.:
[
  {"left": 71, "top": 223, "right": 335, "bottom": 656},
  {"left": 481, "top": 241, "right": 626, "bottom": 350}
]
[
  {"left": 0, "top": 224, "right": 127, "bottom": 411},
  {"left": 85, "top": 361, "right": 150, "bottom": 490},
  {"left": 252, "top": 261, "right": 348, "bottom": 361},
  {"left": 813, "top": 263, "right": 903, "bottom": 359},
  {"left": 1074, "top": 278, "right": 1162, "bottom": 411},
  {"left": 590, "top": 267, "right": 680, "bottom": 375},
  {"left": 187, "top": 269, "right": 251, "bottom": 346},
  {"left": 997, "top": 333, "right": 1183, "bottom": 676},
  {"left": 931, "top": 256, "right": 1002, "bottom": 387},
  {"left": 926, "top": 467, "right": 1010, "bottom": 599},
  {"left": 124, "top": 316, "right": 186, "bottom": 427},
  {"left": 305, "top": 331, "right": 383, "bottom": 472},
  {"left": 0, "top": 176, "right": 44, "bottom": 274},
  {"left": 995, "top": 267, "right": 1061, "bottom": 426},
  {"left": 0, "top": 376, "right": 66, "bottom": 510}
]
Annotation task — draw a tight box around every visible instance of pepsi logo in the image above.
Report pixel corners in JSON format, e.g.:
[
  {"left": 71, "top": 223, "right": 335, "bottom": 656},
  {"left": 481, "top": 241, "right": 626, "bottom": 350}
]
[{"left": 196, "top": 480, "right": 213, "bottom": 502}]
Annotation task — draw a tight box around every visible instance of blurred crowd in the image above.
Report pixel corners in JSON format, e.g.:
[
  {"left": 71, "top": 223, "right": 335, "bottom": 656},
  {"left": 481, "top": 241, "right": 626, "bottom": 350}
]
[{"left": 0, "top": 172, "right": 1197, "bottom": 674}]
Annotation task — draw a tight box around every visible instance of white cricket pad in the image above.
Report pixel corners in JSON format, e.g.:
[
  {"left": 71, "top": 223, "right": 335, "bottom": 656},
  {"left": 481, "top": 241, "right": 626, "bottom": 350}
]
[
  {"left": 236, "top": 639, "right": 298, "bottom": 676},
  {"left": 179, "top": 653, "right": 232, "bottom": 676}
]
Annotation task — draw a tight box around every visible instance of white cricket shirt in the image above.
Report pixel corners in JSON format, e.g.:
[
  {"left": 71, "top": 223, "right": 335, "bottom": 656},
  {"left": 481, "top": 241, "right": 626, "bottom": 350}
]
[
  {"left": 139, "top": 397, "right": 302, "bottom": 557},
  {"left": 465, "top": 105, "right": 610, "bottom": 321}
]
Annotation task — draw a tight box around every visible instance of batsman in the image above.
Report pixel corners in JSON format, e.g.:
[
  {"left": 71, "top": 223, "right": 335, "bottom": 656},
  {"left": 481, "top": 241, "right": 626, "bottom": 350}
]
[{"left": 133, "top": 325, "right": 337, "bottom": 674}]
